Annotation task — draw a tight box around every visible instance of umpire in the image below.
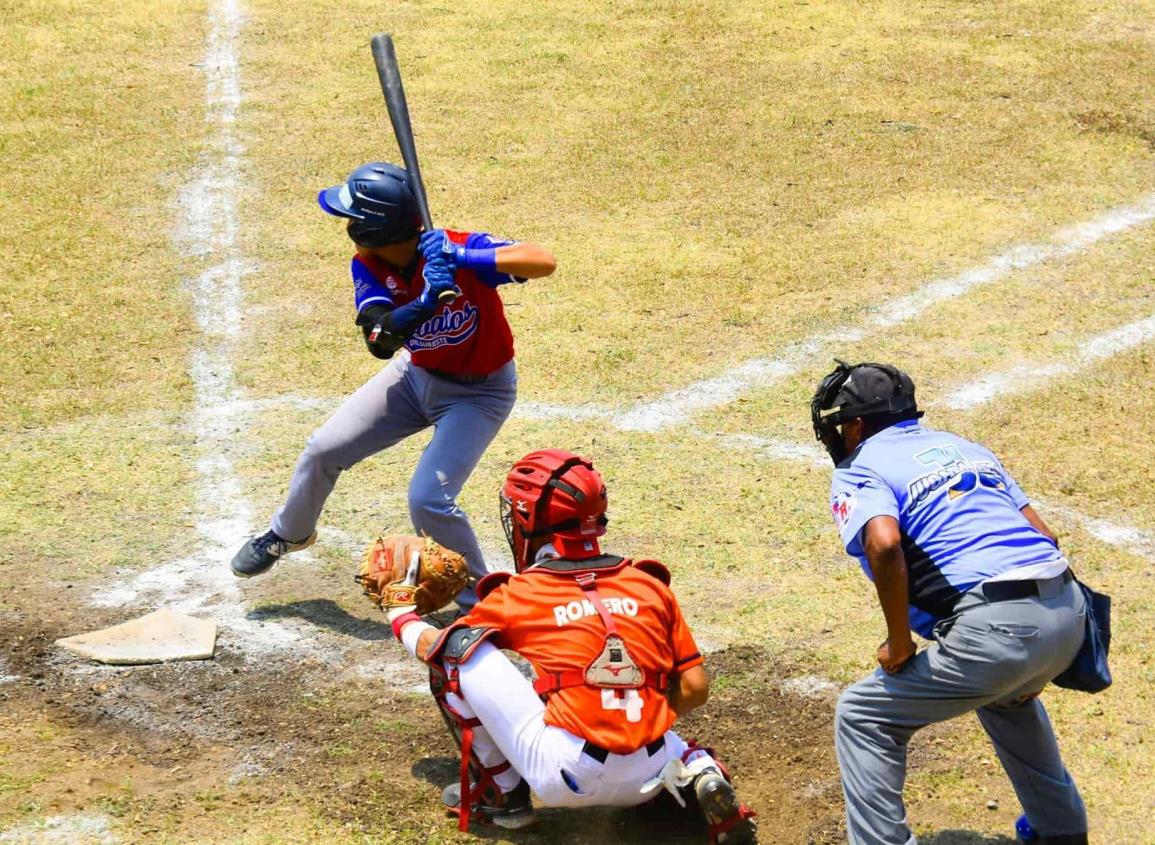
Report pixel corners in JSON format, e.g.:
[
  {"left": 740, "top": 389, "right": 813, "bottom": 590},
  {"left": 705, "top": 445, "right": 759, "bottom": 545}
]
[{"left": 810, "top": 360, "right": 1088, "bottom": 845}]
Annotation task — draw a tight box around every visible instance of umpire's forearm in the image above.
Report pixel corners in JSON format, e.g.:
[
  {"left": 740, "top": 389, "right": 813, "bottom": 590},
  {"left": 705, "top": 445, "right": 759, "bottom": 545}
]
[
  {"left": 871, "top": 553, "right": 913, "bottom": 644},
  {"left": 863, "top": 517, "right": 913, "bottom": 644}
]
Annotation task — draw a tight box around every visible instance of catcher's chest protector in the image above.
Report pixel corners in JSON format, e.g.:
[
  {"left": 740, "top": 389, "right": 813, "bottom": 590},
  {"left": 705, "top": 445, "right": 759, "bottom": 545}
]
[
  {"left": 575, "top": 572, "right": 645, "bottom": 688},
  {"left": 531, "top": 561, "right": 671, "bottom": 699}
]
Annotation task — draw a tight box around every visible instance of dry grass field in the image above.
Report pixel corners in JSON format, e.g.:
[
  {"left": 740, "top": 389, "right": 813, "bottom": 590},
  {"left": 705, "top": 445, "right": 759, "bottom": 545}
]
[{"left": 2, "top": 0, "right": 1154, "bottom": 842}]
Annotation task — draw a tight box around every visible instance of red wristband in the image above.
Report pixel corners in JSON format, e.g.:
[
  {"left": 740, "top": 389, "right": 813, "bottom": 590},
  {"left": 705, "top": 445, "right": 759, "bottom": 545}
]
[{"left": 391, "top": 610, "right": 422, "bottom": 641}]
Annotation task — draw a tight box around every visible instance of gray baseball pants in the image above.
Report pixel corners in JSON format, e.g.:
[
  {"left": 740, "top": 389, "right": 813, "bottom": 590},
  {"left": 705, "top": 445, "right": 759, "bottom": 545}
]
[
  {"left": 271, "top": 351, "right": 517, "bottom": 608},
  {"left": 835, "top": 574, "right": 1087, "bottom": 844}
]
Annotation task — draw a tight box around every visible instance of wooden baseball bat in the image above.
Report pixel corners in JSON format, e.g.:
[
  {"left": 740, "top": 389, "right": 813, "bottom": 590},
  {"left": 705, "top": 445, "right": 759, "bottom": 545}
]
[{"left": 370, "top": 33, "right": 458, "bottom": 317}]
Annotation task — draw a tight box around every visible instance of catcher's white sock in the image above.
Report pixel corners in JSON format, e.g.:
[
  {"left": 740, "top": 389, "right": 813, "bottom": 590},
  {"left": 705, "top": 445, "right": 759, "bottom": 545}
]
[{"left": 494, "top": 767, "right": 522, "bottom": 794}]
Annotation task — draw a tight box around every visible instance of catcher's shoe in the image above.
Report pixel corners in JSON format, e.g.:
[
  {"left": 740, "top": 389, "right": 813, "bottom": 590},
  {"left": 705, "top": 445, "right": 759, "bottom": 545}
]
[
  {"left": 441, "top": 778, "right": 536, "bottom": 830},
  {"left": 693, "top": 769, "right": 758, "bottom": 844},
  {"left": 230, "top": 529, "right": 317, "bottom": 578}
]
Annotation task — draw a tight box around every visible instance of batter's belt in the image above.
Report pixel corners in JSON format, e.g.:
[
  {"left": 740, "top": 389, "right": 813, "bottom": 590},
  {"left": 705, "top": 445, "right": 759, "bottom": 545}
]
[{"left": 425, "top": 367, "right": 493, "bottom": 384}]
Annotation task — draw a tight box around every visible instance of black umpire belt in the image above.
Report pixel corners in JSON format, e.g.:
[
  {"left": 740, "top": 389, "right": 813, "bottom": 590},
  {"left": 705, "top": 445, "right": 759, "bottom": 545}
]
[
  {"left": 981, "top": 568, "right": 1073, "bottom": 603},
  {"left": 581, "top": 735, "right": 665, "bottom": 764},
  {"left": 426, "top": 368, "right": 491, "bottom": 384}
]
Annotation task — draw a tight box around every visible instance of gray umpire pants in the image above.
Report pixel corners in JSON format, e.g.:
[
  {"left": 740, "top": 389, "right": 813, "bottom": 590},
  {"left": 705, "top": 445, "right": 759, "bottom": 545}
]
[
  {"left": 271, "top": 351, "right": 517, "bottom": 608},
  {"left": 835, "top": 574, "right": 1087, "bottom": 844}
]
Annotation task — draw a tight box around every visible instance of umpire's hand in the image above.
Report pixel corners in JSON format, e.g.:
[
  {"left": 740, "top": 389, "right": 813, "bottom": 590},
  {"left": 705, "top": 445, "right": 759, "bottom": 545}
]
[{"left": 878, "top": 637, "right": 917, "bottom": 674}]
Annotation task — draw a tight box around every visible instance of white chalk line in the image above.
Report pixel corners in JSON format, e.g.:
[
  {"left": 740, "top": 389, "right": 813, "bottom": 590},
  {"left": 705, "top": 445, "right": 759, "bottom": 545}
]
[
  {"left": 707, "top": 431, "right": 829, "bottom": 468},
  {"left": 1034, "top": 499, "right": 1155, "bottom": 561},
  {"left": 710, "top": 431, "right": 1155, "bottom": 562},
  {"left": 0, "top": 815, "right": 119, "bottom": 845},
  {"left": 517, "top": 194, "right": 1155, "bottom": 432},
  {"left": 942, "top": 311, "right": 1155, "bottom": 408},
  {"left": 0, "top": 656, "right": 18, "bottom": 685},
  {"left": 90, "top": 0, "right": 327, "bottom": 658},
  {"left": 780, "top": 675, "right": 842, "bottom": 700}
]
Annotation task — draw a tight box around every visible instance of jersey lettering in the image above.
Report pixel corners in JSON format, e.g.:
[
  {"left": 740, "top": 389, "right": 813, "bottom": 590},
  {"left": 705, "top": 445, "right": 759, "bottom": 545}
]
[
  {"left": 408, "top": 302, "right": 480, "bottom": 350},
  {"left": 552, "top": 596, "right": 639, "bottom": 627},
  {"left": 350, "top": 230, "right": 516, "bottom": 376},
  {"left": 907, "top": 454, "right": 1005, "bottom": 512}
]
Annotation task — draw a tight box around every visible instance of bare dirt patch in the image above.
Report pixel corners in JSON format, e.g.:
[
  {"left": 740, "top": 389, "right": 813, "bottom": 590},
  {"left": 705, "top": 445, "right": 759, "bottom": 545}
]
[{"left": 1, "top": 600, "right": 844, "bottom": 844}]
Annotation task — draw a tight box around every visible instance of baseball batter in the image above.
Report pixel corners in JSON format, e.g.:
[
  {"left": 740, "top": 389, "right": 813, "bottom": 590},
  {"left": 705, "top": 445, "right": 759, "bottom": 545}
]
[
  {"left": 230, "top": 162, "right": 556, "bottom": 608},
  {"left": 811, "top": 360, "right": 1088, "bottom": 845},
  {"left": 385, "top": 449, "right": 757, "bottom": 843}
]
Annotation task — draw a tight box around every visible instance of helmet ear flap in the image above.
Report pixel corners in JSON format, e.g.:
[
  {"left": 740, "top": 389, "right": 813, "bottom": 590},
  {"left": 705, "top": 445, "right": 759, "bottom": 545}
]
[{"left": 346, "top": 220, "right": 395, "bottom": 248}]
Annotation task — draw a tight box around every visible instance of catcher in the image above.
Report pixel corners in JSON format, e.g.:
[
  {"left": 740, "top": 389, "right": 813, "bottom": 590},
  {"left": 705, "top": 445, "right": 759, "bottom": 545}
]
[{"left": 372, "top": 449, "right": 757, "bottom": 844}]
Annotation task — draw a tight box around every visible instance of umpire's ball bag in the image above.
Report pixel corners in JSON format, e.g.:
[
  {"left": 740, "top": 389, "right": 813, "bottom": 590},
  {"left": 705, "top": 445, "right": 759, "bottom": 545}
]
[{"left": 1052, "top": 580, "right": 1112, "bottom": 694}]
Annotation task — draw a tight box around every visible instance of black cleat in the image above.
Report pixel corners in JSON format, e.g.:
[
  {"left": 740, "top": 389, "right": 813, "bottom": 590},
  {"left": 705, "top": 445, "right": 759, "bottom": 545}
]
[
  {"left": 230, "top": 529, "right": 317, "bottom": 578},
  {"left": 694, "top": 769, "right": 758, "bottom": 844},
  {"left": 442, "top": 778, "right": 536, "bottom": 830}
]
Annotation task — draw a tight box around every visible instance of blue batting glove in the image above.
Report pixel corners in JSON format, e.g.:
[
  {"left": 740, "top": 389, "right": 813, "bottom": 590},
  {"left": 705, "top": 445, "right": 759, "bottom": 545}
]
[
  {"left": 418, "top": 258, "right": 458, "bottom": 308},
  {"left": 449, "top": 244, "right": 497, "bottom": 271},
  {"left": 418, "top": 229, "right": 455, "bottom": 267}
]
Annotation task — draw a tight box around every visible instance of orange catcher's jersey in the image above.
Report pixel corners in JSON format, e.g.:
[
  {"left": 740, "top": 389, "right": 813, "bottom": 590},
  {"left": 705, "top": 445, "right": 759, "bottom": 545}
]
[{"left": 460, "top": 556, "right": 703, "bottom": 754}]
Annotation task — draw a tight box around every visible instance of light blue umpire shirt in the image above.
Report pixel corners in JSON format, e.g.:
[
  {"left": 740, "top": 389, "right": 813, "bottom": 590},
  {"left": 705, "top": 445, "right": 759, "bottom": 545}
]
[{"left": 829, "top": 420, "right": 1067, "bottom": 637}]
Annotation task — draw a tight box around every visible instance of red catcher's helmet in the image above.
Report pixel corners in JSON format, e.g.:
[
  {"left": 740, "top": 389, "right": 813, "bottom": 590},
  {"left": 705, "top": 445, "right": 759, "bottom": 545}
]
[{"left": 500, "top": 449, "right": 608, "bottom": 572}]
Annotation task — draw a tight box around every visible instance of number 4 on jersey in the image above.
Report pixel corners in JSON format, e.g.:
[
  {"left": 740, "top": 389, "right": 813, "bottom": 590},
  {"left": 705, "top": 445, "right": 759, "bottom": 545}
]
[{"left": 602, "top": 688, "right": 644, "bottom": 722}]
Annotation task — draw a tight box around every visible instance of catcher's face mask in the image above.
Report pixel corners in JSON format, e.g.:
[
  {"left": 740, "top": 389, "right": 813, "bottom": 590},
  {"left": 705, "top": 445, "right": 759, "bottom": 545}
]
[
  {"left": 499, "top": 490, "right": 518, "bottom": 565},
  {"left": 810, "top": 359, "right": 923, "bottom": 465}
]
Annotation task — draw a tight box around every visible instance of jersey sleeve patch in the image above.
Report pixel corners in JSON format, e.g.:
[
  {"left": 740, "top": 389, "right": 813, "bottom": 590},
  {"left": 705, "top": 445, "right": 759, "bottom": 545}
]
[
  {"left": 351, "top": 256, "right": 396, "bottom": 312},
  {"left": 831, "top": 490, "right": 857, "bottom": 530},
  {"left": 831, "top": 464, "right": 899, "bottom": 556}
]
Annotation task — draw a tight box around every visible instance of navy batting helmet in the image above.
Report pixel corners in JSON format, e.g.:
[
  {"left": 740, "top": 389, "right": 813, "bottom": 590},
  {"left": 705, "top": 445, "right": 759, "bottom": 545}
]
[{"left": 317, "top": 162, "right": 421, "bottom": 246}]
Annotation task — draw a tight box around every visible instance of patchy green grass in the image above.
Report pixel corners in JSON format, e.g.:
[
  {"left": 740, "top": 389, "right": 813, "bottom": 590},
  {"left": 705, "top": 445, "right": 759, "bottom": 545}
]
[
  {"left": 0, "top": 0, "right": 204, "bottom": 429},
  {"left": 236, "top": 0, "right": 1155, "bottom": 408}
]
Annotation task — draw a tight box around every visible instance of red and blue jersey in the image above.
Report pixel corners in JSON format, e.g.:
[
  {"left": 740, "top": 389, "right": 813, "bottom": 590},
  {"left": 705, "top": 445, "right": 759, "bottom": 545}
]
[{"left": 350, "top": 230, "right": 521, "bottom": 376}]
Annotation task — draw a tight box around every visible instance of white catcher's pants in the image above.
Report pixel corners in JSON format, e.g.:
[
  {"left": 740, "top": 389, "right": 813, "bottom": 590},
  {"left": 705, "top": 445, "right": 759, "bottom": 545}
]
[{"left": 448, "top": 641, "right": 708, "bottom": 808}]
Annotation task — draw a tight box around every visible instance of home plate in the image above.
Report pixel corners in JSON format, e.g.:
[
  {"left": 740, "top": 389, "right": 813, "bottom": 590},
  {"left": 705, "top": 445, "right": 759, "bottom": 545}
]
[{"left": 56, "top": 609, "right": 217, "bottom": 665}]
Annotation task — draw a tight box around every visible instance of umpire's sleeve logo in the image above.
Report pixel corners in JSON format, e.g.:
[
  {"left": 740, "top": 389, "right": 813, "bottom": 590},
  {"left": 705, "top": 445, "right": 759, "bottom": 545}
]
[{"left": 831, "top": 491, "right": 857, "bottom": 528}]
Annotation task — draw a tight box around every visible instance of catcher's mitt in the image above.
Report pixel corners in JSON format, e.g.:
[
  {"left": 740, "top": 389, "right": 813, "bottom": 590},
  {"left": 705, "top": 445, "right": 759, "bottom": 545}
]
[{"left": 356, "top": 535, "right": 470, "bottom": 615}]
